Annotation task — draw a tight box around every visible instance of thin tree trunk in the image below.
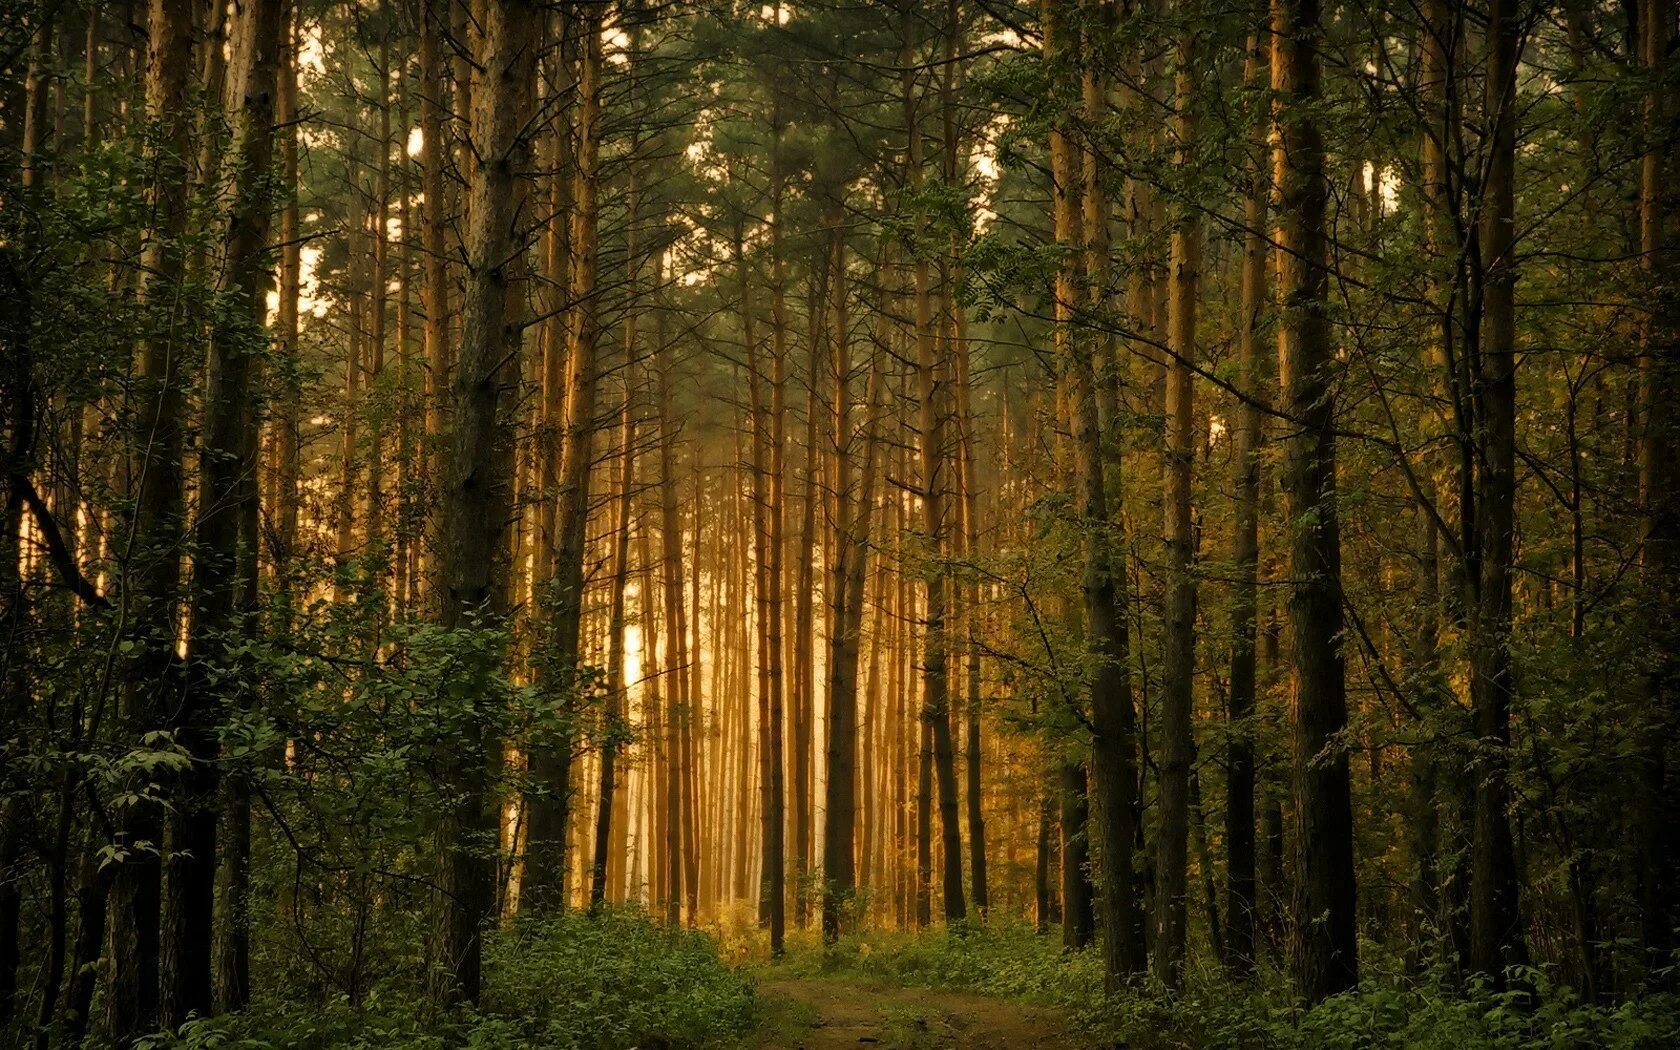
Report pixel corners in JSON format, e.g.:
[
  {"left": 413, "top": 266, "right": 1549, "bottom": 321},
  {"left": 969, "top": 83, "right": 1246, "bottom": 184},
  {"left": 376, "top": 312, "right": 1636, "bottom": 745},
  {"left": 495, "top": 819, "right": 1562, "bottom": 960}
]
[
  {"left": 591, "top": 382, "right": 637, "bottom": 909},
  {"left": 426, "top": 0, "right": 537, "bottom": 1010},
  {"left": 903, "top": 9, "right": 966, "bottom": 926},
  {"left": 1467, "top": 0, "right": 1526, "bottom": 980},
  {"left": 177, "top": 0, "right": 283, "bottom": 1024},
  {"left": 1636, "top": 0, "right": 1678, "bottom": 967},
  {"left": 1066, "top": 0, "right": 1144, "bottom": 984},
  {"left": 1272, "top": 0, "right": 1358, "bottom": 1001},
  {"left": 108, "top": 0, "right": 195, "bottom": 1038},
  {"left": 1153, "top": 5, "right": 1200, "bottom": 987},
  {"left": 526, "top": 3, "right": 603, "bottom": 908},
  {"left": 1223, "top": 30, "right": 1268, "bottom": 983}
]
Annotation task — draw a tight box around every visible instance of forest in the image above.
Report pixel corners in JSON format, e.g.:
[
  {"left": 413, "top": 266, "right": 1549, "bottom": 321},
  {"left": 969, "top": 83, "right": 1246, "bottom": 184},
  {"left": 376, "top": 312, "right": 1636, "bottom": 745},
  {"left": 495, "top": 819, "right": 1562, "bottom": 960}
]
[{"left": 0, "top": 0, "right": 1677, "bottom": 1046}]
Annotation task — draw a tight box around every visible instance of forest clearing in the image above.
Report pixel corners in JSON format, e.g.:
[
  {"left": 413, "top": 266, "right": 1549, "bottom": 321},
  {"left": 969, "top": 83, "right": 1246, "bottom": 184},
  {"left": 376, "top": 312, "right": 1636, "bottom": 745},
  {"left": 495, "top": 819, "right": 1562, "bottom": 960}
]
[{"left": 2, "top": 0, "right": 1679, "bottom": 1046}]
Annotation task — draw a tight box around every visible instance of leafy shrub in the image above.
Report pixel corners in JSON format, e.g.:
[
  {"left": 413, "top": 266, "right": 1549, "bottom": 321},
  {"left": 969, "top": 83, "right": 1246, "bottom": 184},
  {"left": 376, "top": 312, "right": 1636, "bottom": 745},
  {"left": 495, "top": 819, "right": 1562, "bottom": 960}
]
[
  {"left": 129, "top": 908, "right": 757, "bottom": 1050},
  {"left": 785, "top": 923, "right": 1680, "bottom": 1049}
]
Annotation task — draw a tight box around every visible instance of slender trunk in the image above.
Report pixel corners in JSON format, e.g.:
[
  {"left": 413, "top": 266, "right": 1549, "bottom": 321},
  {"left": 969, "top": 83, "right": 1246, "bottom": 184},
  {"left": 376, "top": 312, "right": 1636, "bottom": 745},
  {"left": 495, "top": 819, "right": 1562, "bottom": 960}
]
[
  {"left": 658, "top": 292, "right": 697, "bottom": 929},
  {"left": 420, "top": 0, "right": 453, "bottom": 612},
  {"left": 1224, "top": 33, "right": 1269, "bottom": 982},
  {"left": 1067, "top": 0, "right": 1145, "bottom": 984},
  {"left": 175, "top": 0, "right": 283, "bottom": 1024},
  {"left": 1153, "top": 7, "right": 1200, "bottom": 987},
  {"left": 527, "top": 4, "right": 602, "bottom": 908},
  {"left": 1636, "top": 0, "right": 1678, "bottom": 966},
  {"left": 108, "top": 0, "right": 195, "bottom": 1038},
  {"left": 1272, "top": 0, "right": 1358, "bottom": 1001},
  {"left": 1467, "top": 0, "right": 1526, "bottom": 980},
  {"left": 426, "top": 0, "right": 536, "bottom": 1009},
  {"left": 904, "top": 10, "right": 966, "bottom": 926},
  {"left": 591, "top": 386, "right": 636, "bottom": 909},
  {"left": 822, "top": 233, "right": 885, "bottom": 943}
]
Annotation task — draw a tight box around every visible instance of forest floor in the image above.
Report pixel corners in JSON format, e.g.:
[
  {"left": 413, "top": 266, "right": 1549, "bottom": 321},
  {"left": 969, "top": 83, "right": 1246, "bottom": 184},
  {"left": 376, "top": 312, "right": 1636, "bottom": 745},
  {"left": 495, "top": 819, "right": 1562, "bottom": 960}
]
[{"left": 751, "top": 976, "right": 1084, "bottom": 1049}]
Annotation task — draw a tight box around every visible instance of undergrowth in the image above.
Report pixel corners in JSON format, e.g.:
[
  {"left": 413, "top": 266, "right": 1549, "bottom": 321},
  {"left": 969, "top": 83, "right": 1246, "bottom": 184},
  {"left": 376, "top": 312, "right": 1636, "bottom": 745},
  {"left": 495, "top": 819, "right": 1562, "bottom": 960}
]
[
  {"left": 130, "top": 908, "right": 758, "bottom": 1050},
  {"left": 773, "top": 922, "right": 1680, "bottom": 1049}
]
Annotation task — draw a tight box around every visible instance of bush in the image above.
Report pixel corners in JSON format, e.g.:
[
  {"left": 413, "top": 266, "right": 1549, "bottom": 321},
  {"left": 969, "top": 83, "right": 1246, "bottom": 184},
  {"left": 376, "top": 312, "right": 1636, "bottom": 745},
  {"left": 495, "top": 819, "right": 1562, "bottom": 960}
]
[
  {"left": 783, "top": 924, "right": 1680, "bottom": 1049},
  {"left": 130, "top": 908, "right": 758, "bottom": 1050}
]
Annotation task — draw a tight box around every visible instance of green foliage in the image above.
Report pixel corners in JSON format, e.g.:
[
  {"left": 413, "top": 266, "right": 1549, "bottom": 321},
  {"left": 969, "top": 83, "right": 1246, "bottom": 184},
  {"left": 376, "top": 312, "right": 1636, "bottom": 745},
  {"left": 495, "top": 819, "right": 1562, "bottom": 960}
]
[
  {"left": 785, "top": 925, "right": 1680, "bottom": 1050},
  {"left": 124, "top": 909, "right": 757, "bottom": 1050}
]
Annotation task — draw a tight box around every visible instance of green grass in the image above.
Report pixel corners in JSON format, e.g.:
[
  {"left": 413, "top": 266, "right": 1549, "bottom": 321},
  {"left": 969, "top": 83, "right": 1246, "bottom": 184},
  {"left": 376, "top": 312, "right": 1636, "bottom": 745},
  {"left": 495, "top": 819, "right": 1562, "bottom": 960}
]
[
  {"left": 759, "top": 922, "right": 1680, "bottom": 1049},
  {"left": 136, "top": 908, "right": 759, "bottom": 1050}
]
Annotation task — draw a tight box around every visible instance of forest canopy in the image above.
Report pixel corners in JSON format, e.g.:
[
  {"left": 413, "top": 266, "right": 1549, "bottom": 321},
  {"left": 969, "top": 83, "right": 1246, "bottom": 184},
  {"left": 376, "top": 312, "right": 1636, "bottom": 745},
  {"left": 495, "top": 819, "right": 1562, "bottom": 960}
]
[{"left": 0, "top": 0, "right": 1678, "bottom": 1046}]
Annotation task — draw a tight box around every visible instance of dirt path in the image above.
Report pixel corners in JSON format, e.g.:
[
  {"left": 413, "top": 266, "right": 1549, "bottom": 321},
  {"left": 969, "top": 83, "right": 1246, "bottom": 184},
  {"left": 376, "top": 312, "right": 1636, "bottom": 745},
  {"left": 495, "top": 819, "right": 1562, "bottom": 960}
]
[{"left": 752, "top": 977, "right": 1086, "bottom": 1049}]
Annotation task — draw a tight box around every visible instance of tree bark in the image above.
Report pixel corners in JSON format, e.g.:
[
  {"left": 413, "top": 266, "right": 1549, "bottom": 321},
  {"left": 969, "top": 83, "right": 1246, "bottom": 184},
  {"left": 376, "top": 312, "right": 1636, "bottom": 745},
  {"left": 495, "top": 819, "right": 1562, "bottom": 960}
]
[
  {"left": 1271, "top": 0, "right": 1358, "bottom": 1003},
  {"left": 108, "top": 0, "right": 195, "bottom": 1038},
  {"left": 426, "top": 0, "right": 537, "bottom": 1010},
  {"left": 1223, "top": 28, "right": 1268, "bottom": 984},
  {"left": 171, "top": 0, "right": 284, "bottom": 1025},
  {"left": 1153, "top": 5, "right": 1200, "bottom": 988},
  {"left": 1467, "top": 0, "right": 1527, "bottom": 981},
  {"left": 526, "top": 2, "right": 602, "bottom": 909},
  {"left": 1636, "top": 0, "right": 1678, "bottom": 968}
]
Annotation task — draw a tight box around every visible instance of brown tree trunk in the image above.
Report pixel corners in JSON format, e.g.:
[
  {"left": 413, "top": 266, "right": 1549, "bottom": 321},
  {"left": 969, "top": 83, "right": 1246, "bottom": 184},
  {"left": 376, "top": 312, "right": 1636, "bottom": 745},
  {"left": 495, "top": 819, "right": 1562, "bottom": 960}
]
[
  {"left": 591, "top": 381, "right": 636, "bottom": 909},
  {"left": 1636, "top": 0, "right": 1678, "bottom": 967},
  {"left": 173, "top": 0, "right": 283, "bottom": 1025},
  {"left": 658, "top": 283, "right": 697, "bottom": 929},
  {"left": 822, "top": 226, "right": 886, "bottom": 943},
  {"left": 107, "top": 0, "right": 195, "bottom": 1038},
  {"left": 426, "top": 0, "right": 537, "bottom": 1010},
  {"left": 1271, "top": 0, "right": 1358, "bottom": 1002},
  {"left": 903, "top": 9, "right": 966, "bottom": 927},
  {"left": 1153, "top": 6, "right": 1200, "bottom": 988},
  {"left": 419, "top": 0, "right": 453, "bottom": 611},
  {"left": 526, "top": 2, "right": 602, "bottom": 908},
  {"left": 1223, "top": 30, "right": 1269, "bottom": 983},
  {"left": 1467, "top": 0, "right": 1526, "bottom": 981}
]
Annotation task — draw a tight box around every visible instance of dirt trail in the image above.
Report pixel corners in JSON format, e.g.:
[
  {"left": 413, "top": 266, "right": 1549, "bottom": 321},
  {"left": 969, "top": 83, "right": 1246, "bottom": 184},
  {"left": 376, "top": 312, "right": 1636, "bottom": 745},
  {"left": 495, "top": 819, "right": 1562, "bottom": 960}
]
[{"left": 753, "top": 977, "right": 1086, "bottom": 1049}]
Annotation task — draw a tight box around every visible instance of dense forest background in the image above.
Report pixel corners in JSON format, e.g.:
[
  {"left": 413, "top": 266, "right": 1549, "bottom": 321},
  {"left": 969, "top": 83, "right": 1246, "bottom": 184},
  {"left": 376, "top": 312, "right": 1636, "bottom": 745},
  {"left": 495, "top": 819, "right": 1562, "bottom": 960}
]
[{"left": 1, "top": 0, "right": 1678, "bottom": 1046}]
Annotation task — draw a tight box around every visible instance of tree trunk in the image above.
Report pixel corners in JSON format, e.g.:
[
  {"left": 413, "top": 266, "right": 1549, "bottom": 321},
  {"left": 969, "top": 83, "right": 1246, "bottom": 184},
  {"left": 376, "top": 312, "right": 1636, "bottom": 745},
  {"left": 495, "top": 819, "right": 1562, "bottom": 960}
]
[
  {"left": 1467, "top": 0, "right": 1526, "bottom": 981},
  {"left": 1636, "top": 0, "right": 1678, "bottom": 968},
  {"left": 426, "top": 0, "right": 537, "bottom": 1009},
  {"left": 1153, "top": 5, "right": 1200, "bottom": 988},
  {"left": 1271, "top": 0, "right": 1358, "bottom": 1002},
  {"left": 591, "top": 381, "right": 636, "bottom": 909},
  {"left": 419, "top": 0, "right": 453, "bottom": 612},
  {"left": 1224, "top": 29, "right": 1268, "bottom": 984},
  {"left": 822, "top": 231, "right": 885, "bottom": 943},
  {"left": 171, "top": 0, "right": 283, "bottom": 1026},
  {"left": 108, "top": 0, "right": 195, "bottom": 1038},
  {"left": 904, "top": 8, "right": 966, "bottom": 926},
  {"left": 526, "top": 2, "right": 602, "bottom": 908}
]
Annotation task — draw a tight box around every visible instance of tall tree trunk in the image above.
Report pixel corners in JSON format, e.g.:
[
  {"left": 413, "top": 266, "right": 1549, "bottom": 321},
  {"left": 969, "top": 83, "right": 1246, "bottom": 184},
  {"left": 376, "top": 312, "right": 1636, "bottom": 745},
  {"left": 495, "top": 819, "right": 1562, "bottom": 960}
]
[
  {"left": 944, "top": 0, "right": 990, "bottom": 922},
  {"left": 426, "top": 0, "right": 537, "bottom": 1009},
  {"left": 658, "top": 266, "right": 698, "bottom": 930},
  {"left": 1636, "top": 0, "right": 1678, "bottom": 967},
  {"left": 821, "top": 227, "right": 885, "bottom": 943},
  {"left": 789, "top": 222, "right": 819, "bottom": 935},
  {"left": 1153, "top": 3, "right": 1200, "bottom": 988},
  {"left": 591, "top": 381, "right": 636, "bottom": 909},
  {"left": 419, "top": 0, "right": 453, "bottom": 612},
  {"left": 1468, "top": 0, "right": 1526, "bottom": 980},
  {"left": 108, "top": 0, "right": 195, "bottom": 1038},
  {"left": 364, "top": 9, "right": 392, "bottom": 594},
  {"left": 1223, "top": 30, "right": 1269, "bottom": 983},
  {"left": 170, "top": 0, "right": 283, "bottom": 1026},
  {"left": 904, "top": 7, "right": 966, "bottom": 927},
  {"left": 526, "top": 2, "right": 602, "bottom": 908},
  {"left": 1271, "top": 0, "right": 1358, "bottom": 1002}
]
